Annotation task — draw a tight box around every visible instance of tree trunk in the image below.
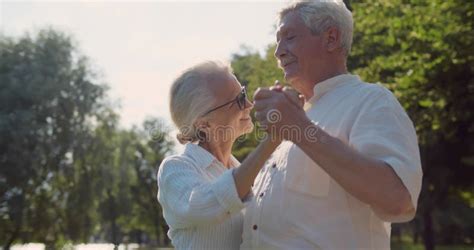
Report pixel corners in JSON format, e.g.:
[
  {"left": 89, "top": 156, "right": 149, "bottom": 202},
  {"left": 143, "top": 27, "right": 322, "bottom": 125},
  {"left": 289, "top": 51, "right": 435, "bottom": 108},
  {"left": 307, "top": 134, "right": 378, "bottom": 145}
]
[
  {"left": 423, "top": 208, "right": 435, "bottom": 250},
  {"left": 162, "top": 224, "right": 170, "bottom": 246},
  {"left": 413, "top": 219, "right": 420, "bottom": 244},
  {"left": 107, "top": 189, "right": 120, "bottom": 249},
  {"left": 4, "top": 227, "right": 19, "bottom": 250},
  {"left": 414, "top": 229, "right": 419, "bottom": 244},
  {"left": 155, "top": 225, "right": 161, "bottom": 246},
  {"left": 392, "top": 224, "right": 401, "bottom": 242},
  {"left": 5, "top": 194, "right": 25, "bottom": 250}
]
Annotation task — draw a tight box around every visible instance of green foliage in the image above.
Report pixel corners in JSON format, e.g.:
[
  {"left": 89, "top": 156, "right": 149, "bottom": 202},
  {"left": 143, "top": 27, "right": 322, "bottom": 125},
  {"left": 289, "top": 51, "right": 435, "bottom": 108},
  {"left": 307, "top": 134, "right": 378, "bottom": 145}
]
[
  {"left": 349, "top": 0, "right": 474, "bottom": 246},
  {"left": 0, "top": 28, "right": 108, "bottom": 247},
  {"left": 0, "top": 29, "right": 173, "bottom": 248}
]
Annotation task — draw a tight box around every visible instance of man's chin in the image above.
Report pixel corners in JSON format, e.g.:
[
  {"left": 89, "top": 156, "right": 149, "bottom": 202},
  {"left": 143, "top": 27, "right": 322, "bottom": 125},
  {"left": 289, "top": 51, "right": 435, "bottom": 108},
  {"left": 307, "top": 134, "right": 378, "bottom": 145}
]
[{"left": 284, "top": 72, "right": 299, "bottom": 84}]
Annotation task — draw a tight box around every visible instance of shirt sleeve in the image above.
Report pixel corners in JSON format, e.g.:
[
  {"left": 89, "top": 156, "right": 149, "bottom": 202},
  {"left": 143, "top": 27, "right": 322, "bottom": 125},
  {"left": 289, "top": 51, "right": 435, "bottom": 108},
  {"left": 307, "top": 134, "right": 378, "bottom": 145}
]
[
  {"left": 157, "top": 157, "right": 245, "bottom": 229},
  {"left": 349, "top": 89, "right": 423, "bottom": 222}
]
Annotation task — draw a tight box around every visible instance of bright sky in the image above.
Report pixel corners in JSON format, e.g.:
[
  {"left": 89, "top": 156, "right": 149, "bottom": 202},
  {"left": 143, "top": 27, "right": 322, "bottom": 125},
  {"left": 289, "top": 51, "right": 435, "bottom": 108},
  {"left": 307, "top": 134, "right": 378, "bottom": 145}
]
[{"left": 1, "top": 0, "right": 286, "bottom": 134}]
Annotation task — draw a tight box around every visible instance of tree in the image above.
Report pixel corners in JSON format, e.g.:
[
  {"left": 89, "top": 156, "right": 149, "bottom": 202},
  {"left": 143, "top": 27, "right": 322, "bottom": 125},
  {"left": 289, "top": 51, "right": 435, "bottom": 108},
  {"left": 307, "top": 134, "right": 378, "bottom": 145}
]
[
  {"left": 0, "top": 28, "right": 174, "bottom": 248},
  {"left": 349, "top": 1, "right": 474, "bottom": 249},
  {"left": 95, "top": 117, "right": 173, "bottom": 247},
  {"left": 127, "top": 118, "right": 173, "bottom": 246},
  {"left": 0, "top": 29, "right": 108, "bottom": 249}
]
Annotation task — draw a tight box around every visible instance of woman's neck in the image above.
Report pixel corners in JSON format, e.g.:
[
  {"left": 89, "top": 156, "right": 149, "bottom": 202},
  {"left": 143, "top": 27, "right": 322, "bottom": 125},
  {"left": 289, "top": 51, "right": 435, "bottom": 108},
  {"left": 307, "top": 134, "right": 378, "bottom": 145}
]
[{"left": 198, "top": 139, "right": 234, "bottom": 168}]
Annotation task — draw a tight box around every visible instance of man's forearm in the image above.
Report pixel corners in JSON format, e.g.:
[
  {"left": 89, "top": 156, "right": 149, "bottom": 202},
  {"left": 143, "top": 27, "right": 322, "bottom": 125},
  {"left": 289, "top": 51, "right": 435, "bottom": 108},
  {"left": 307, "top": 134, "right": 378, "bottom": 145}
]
[
  {"left": 233, "top": 136, "right": 280, "bottom": 199},
  {"left": 294, "top": 117, "right": 413, "bottom": 216}
]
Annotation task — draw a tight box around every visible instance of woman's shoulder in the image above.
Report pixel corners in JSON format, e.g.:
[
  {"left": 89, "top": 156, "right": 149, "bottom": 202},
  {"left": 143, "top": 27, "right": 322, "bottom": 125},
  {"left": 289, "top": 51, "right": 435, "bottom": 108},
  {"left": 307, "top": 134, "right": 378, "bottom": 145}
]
[{"left": 157, "top": 154, "right": 196, "bottom": 179}]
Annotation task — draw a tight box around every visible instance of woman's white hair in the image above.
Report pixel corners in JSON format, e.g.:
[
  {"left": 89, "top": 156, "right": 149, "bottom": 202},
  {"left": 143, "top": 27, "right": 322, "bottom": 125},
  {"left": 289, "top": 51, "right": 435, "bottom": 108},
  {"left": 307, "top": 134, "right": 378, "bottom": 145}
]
[
  {"left": 278, "top": 0, "right": 353, "bottom": 56},
  {"left": 169, "top": 61, "right": 233, "bottom": 144}
]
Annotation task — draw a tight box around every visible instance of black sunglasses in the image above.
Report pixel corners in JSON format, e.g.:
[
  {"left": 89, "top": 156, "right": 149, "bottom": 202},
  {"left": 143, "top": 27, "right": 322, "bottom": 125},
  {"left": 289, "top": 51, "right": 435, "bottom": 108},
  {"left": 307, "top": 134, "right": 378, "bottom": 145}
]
[{"left": 203, "top": 86, "right": 247, "bottom": 116}]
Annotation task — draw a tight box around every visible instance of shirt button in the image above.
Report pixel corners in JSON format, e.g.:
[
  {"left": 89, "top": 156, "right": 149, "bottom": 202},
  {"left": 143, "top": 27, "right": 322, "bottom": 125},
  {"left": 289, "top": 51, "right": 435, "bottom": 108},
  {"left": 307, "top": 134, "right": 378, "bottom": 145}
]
[
  {"left": 259, "top": 192, "right": 264, "bottom": 198},
  {"left": 272, "top": 163, "right": 276, "bottom": 169},
  {"left": 253, "top": 225, "right": 258, "bottom": 230}
]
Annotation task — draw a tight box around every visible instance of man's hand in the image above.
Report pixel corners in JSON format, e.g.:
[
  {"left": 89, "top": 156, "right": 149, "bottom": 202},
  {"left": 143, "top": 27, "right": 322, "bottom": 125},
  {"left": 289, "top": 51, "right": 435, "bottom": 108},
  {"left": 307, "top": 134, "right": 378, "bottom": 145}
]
[
  {"left": 281, "top": 86, "right": 305, "bottom": 108},
  {"left": 253, "top": 85, "right": 307, "bottom": 141},
  {"left": 269, "top": 81, "right": 305, "bottom": 108}
]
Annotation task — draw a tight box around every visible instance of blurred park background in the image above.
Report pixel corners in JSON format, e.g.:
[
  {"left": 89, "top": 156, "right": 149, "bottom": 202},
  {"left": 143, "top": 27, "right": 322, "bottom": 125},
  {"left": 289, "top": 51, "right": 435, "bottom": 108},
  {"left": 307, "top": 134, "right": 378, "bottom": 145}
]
[{"left": 1, "top": 0, "right": 473, "bottom": 250}]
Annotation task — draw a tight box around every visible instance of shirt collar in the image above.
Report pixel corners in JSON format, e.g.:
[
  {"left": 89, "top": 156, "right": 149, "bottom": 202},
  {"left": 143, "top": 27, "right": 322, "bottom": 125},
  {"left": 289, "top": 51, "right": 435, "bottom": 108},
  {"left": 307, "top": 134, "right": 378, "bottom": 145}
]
[
  {"left": 307, "top": 74, "right": 360, "bottom": 104},
  {"left": 183, "top": 143, "right": 240, "bottom": 169}
]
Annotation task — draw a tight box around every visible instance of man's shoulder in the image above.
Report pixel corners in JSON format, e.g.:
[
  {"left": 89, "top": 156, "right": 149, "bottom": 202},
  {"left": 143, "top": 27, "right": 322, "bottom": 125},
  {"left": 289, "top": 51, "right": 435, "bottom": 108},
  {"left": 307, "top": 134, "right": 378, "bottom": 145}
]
[
  {"left": 352, "top": 80, "right": 409, "bottom": 118},
  {"left": 350, "top": 79, "right": 398, "bottom": 105},
  {"left": 354, "top": 78, "right": 391, "bottom": 95}
]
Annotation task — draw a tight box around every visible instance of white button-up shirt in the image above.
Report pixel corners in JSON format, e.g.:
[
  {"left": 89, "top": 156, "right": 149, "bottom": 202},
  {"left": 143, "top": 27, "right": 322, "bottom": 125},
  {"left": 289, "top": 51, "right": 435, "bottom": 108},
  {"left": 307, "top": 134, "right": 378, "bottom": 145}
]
[
  {"left": 157, "top": 143, "right": 246, "bottom": 250},
  {"left": 241, "top": 74, "right": 423, "bottom": 250}
]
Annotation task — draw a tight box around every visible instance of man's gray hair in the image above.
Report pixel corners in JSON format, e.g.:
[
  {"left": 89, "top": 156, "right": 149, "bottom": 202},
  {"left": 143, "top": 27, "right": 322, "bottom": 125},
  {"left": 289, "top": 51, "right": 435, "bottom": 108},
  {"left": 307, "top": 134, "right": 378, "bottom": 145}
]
[
  {"left": 169, "top": 61, "right": 232, "bottom": 144},
  {"left": 278, "top": 0, "right": 353, "bottom": 56}
]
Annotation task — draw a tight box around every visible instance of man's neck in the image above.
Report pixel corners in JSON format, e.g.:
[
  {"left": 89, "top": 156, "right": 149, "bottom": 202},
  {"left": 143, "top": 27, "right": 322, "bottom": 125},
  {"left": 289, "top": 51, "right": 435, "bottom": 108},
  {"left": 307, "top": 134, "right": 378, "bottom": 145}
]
[{"left": 302, "top": 67, "right": 348, "bottom": 100}]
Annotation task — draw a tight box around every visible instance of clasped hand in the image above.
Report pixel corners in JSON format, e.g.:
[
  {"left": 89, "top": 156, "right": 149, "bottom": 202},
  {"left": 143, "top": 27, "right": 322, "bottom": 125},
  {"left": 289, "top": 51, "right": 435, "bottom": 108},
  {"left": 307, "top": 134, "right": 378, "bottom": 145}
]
[{"left": 253, "top": 83, "right": 306, "bottom": 142}]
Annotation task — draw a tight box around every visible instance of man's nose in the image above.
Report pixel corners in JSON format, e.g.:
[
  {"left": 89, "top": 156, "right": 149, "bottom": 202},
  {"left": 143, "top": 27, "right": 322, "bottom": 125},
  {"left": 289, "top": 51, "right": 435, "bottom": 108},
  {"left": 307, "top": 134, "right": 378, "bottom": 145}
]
[{"left": 274, "top": 42, "right": 287, "bottom": 59}]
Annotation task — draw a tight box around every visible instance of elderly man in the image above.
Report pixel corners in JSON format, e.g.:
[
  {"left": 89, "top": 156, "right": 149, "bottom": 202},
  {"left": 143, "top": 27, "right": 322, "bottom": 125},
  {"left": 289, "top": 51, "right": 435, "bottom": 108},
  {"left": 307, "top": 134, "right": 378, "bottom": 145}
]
[{"left": 242, "top": 1, "right": 423, "bottom": 249}]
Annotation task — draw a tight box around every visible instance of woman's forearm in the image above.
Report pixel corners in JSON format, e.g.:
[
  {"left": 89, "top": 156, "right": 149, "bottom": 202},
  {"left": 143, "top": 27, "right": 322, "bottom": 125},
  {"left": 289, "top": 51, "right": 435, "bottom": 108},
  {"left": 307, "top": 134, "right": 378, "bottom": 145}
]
[{"left": 232, "top": 136, "right": 280, "bottom": 199}]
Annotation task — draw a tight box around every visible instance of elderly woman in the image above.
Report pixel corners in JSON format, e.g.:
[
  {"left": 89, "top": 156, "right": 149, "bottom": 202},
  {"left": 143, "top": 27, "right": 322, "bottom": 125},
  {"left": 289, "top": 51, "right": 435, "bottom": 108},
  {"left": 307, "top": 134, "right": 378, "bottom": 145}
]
[{"left": 157, "top": 61, "right": 281, "bottom": 249}]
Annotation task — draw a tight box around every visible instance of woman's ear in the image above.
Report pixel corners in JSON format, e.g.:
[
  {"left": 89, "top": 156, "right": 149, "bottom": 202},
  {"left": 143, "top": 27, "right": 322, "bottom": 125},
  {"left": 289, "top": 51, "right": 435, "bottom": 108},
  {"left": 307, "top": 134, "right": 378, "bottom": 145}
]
[
  {"left": 194, "top": 118, "right": 210, "bottom": 130},
  {"left": 194, "top": 118, "right": 211, "bottom": 140}
]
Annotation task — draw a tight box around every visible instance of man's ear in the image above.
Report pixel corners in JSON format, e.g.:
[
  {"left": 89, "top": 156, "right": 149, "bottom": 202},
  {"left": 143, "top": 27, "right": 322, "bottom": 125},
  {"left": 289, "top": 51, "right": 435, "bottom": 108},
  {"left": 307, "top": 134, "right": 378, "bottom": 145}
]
[{"left": 325, "top": 26, "right": 341, "bottom": 52}]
